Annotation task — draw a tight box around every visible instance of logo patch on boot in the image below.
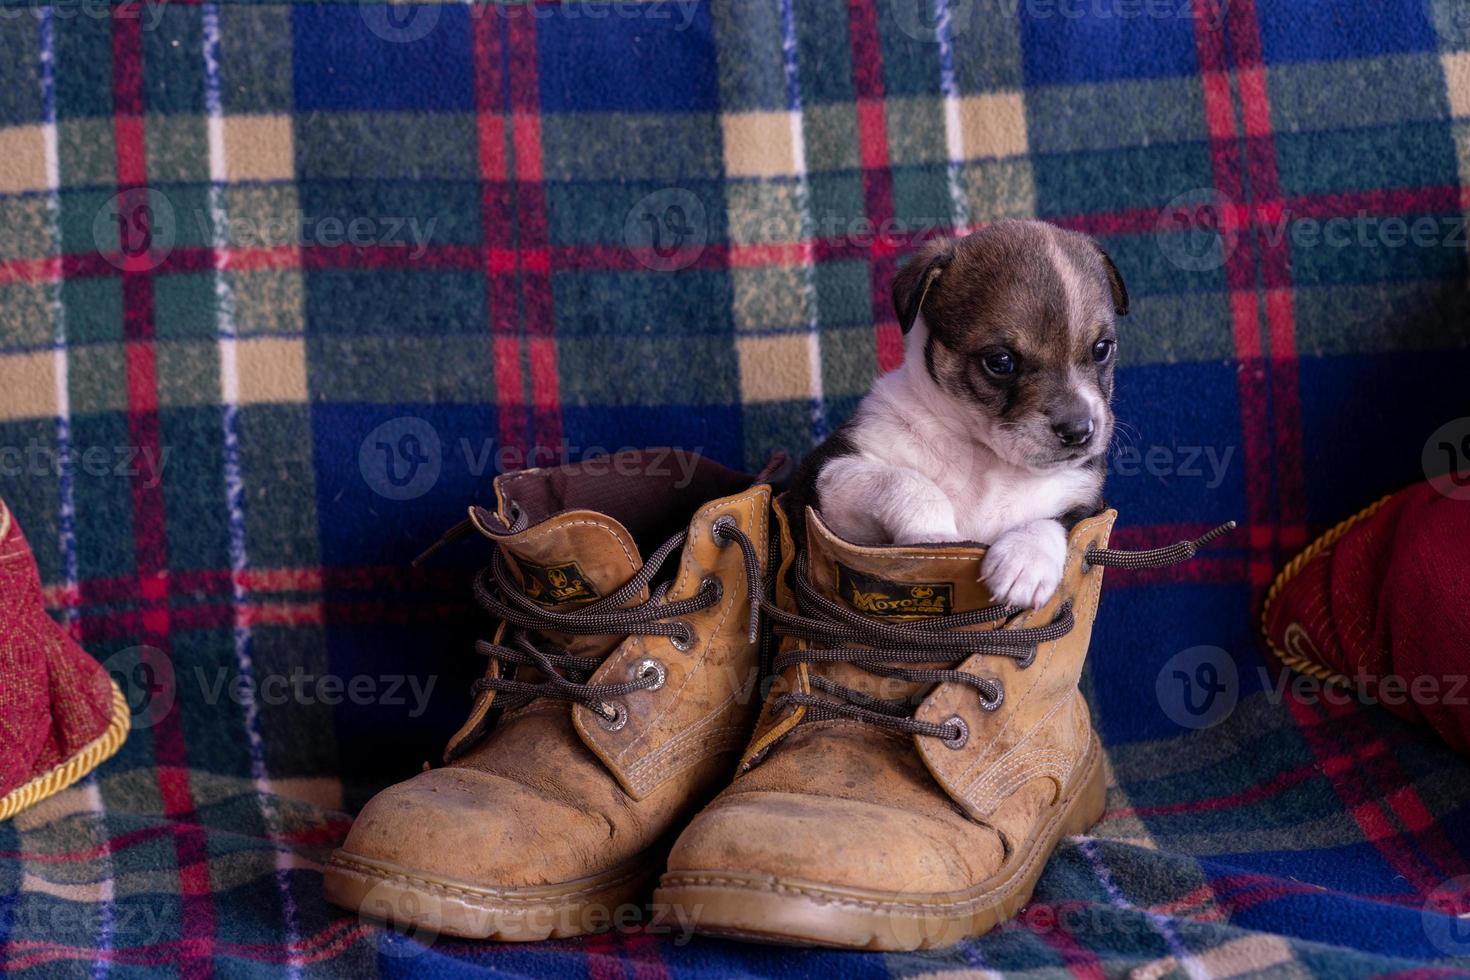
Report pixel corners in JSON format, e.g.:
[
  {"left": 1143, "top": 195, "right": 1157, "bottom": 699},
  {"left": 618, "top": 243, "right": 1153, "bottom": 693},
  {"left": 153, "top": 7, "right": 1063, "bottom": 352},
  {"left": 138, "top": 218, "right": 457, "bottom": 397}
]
[
  {"left": 517, "top": 560, "right": 601, "bottom": 606},
  {"left": 836, "top": 563, "right": 953, "bottom": 618}
]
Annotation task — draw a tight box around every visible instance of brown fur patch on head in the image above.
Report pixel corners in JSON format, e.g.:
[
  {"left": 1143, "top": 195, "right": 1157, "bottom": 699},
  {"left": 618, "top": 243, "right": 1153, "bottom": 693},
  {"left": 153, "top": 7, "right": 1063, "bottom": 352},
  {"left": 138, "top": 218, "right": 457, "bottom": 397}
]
[{"left": 891, "top": 220, "right": 1128, "bottom": 467}]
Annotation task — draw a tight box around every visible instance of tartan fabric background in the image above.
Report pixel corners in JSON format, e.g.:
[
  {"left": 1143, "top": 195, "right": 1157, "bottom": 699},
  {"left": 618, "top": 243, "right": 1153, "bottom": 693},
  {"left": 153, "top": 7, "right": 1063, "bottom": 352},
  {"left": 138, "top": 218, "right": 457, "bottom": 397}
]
[{"left": 1, "top": 0, "right": 1469, "bottom": 975}]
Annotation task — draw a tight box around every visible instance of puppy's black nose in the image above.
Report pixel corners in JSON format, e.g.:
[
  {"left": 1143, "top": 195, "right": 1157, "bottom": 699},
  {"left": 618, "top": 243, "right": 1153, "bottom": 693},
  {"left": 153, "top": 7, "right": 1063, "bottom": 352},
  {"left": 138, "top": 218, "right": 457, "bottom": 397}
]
[{"left": 1052, "top": 417, "right": 1095, "bottom": 447}]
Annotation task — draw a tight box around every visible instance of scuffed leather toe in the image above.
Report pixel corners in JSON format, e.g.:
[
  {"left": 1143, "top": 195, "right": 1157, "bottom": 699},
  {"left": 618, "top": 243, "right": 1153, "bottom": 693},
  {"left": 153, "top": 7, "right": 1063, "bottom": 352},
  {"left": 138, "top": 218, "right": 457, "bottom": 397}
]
[
  {"left": 339, "top": 766, "right": 614, "bottom": 887},
  {"left": 667, "top": 789, "right": 1005, "bottom": 894}
]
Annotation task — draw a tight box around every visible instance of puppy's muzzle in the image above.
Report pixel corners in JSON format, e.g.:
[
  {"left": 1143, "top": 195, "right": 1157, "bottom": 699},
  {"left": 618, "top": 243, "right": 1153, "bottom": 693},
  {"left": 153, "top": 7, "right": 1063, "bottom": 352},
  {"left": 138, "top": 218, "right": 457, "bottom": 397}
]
[{"left": 1051, "top": 416, "right": 1095, "bottom": 448}]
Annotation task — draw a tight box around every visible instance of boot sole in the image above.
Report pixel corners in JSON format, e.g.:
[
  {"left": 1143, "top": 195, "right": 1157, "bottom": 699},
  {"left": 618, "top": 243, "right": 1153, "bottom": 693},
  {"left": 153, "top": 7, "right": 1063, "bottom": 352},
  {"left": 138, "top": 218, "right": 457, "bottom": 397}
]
[
  {"left": 324, "top": 847, "right": 662, "bottom": 942},
  {"left": 653, "top": 733, "right": 1107, "bottom": 951}
]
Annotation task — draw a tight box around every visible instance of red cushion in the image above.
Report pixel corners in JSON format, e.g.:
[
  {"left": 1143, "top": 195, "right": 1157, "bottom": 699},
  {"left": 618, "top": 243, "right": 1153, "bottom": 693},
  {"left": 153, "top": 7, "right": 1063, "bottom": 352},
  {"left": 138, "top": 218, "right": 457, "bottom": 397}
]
[
  {"left": 0, "top": 502, "right": 118, "bottom": 801},
  {"left": 1263, "top": 482, "right": 1470, "bottom": 755}
]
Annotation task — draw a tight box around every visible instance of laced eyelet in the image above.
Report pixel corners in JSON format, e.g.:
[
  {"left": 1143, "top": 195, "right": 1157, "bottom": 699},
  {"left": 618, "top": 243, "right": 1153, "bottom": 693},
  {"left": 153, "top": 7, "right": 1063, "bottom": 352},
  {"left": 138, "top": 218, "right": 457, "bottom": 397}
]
[
  {"left": 941, "top": 716, "right": 969, "bottom": 750},
  {"left": 669, "top": 621, "right": 695, "bottom": 652},
  {"left": 712, "top": 515, "right": 737, "bottom": 545},
  {"left": 596, "top": 700, "right": 628, "bottom": 731},
  {"left": 701, "top": 576, "right": 724, "bottom": 601},
  {"left": 1017, "top": 645, "right": 1037, "bottom": 669},
  {"left": 633, "top": 658, "right": 666, "bottom": 691},
  {"left": 981, "top": 682, "right": 1005, "bottom": 712}
]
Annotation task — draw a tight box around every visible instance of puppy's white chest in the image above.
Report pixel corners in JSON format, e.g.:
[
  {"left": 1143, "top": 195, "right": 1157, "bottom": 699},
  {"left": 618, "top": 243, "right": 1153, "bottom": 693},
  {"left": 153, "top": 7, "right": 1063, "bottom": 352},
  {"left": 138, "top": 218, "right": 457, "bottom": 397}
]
[{"left": 938, "top": 464, "right": 1091, "bottom": 544}]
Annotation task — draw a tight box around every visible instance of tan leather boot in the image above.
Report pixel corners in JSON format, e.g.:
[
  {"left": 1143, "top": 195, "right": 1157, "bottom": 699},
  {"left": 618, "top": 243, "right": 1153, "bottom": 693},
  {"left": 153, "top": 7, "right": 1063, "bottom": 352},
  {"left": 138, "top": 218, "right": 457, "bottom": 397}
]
[
  {"left": 324, "top": 451, "right": 775, "bottom": 941},
  {"left": 656, "top": 501, "right": 1230, "bottom": 950}
]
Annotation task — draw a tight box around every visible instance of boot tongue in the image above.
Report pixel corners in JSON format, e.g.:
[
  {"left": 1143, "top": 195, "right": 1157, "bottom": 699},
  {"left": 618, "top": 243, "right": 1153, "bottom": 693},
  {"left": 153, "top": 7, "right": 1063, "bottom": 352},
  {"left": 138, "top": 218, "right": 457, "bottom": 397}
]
[
  {"left": 470, "top": 504, "right": 647, "bottom": 612},
  {"left": 470, "top": 478, "right": 650, "bottom": 659},
  {"left": 803, "top": 508, "right": 998, "bottom": 617},
  {"left": 796, "top": 508, "right": 1002, "bottom": 710}
]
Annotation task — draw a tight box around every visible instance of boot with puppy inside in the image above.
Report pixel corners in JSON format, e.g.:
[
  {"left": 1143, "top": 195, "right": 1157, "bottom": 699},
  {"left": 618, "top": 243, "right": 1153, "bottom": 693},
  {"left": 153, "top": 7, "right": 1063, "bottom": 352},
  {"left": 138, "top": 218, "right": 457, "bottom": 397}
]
[{"left": 656, "top": 219, "right": 1234, "bottom": 948}]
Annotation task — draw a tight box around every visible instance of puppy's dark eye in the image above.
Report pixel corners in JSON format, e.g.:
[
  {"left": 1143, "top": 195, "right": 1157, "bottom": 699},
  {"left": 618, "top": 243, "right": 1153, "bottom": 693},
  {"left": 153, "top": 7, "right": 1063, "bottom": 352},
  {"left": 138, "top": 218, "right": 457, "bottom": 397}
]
[
  {"left": 1092, "top": 339, "right": 1115, "bottom": 364},
  {"left": 981, "top": 351, "right": 1016, "bottom": 377}
]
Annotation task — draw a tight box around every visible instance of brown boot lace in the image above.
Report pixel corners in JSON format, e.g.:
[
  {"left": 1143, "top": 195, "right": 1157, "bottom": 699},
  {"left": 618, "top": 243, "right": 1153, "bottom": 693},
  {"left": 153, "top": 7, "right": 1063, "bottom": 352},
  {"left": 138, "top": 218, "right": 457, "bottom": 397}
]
[
  {"left": 467, "top": 516, "right": 769, "bottom": 723},
  {"left": 757, "top": 521, "right": 1237, "bottom": 746}
]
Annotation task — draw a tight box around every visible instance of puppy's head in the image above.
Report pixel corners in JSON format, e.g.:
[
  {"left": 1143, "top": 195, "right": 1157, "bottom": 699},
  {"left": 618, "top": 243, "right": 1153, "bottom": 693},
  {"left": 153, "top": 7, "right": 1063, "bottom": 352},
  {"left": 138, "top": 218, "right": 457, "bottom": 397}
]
[{"left": 892, "top": 220, "right": 1128, "bottom": 471}]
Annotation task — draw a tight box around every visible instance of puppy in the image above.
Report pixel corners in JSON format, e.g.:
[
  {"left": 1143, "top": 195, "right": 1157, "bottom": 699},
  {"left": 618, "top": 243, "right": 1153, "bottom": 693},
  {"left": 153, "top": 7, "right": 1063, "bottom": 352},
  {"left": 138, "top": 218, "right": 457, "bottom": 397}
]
[{"left": 791, "top": 219, "right": 1128, "bottom": 609}]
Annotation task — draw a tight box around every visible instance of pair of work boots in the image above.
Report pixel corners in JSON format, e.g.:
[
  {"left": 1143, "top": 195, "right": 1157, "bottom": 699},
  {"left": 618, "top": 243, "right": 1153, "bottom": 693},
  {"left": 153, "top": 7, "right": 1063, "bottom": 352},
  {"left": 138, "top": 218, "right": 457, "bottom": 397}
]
[{"left": 324, "top": 451, "right": 1220, "bottom": 949}]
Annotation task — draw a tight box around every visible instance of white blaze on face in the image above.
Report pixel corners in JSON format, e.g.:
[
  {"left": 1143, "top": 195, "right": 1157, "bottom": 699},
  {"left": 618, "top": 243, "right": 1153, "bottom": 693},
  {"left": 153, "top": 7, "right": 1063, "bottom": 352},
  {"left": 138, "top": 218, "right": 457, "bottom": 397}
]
[{"left": 1046, "top": 231, "right": 1109, "bottom": 440}]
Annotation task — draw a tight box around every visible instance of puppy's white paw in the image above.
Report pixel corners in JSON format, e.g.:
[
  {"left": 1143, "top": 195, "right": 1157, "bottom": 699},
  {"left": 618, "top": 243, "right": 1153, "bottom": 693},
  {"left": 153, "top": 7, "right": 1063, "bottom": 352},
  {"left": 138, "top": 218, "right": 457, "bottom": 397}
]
[{"left": 981, "top": 521, "right": 1068, "bottom": 609}]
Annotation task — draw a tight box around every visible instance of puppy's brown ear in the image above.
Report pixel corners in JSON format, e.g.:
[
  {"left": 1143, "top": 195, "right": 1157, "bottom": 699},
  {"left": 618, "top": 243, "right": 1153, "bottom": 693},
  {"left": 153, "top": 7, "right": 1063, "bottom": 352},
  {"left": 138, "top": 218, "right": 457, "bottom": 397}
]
[
  {"left": 891, "top": 241, "right": 953, "bottom": 334},
  {"left": 1095, "top": 243, "right": 1129, "bottom": 316}
]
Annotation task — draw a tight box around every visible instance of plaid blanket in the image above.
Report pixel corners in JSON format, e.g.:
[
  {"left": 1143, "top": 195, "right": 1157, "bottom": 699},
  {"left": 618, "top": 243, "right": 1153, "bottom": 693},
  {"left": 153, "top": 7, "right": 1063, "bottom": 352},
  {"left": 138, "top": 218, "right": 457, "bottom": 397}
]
[{"left": 2, "top": 0, "right": 1469, "bottom": 975}]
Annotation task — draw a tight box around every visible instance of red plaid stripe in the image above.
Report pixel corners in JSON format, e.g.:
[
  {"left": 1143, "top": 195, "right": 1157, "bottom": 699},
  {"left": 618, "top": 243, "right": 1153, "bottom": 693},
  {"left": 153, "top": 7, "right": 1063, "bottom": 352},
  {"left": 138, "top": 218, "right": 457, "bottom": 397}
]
[{"left": 107, "top": 10, "right": 217, "bottom": 976}]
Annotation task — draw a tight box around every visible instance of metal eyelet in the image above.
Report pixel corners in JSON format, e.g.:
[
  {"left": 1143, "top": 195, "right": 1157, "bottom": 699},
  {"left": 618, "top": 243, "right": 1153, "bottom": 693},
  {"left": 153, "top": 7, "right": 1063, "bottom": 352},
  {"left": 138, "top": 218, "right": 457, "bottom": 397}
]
[
  {"left": 1017, "top": 645, "right": 1037, "bottom": 669},
  {"left": 669, "top": 622, "right": 695, "bottom": 652},
  {"left": 942, "top": 715, "right": 970, "bottom": 750},
  {"left": 701, "top": 576, "right": 724, "bottom": 602},
  {"left": 712, "top": 515, "right": 737, "bottom": 545},
  {"left": 981, "top": 682, "right": 1005, "bottom": 712},
  {"left": 633, "top": 658, "right": 666, "bottom": 691},
  {"left": 596, "top": 700, "right": 628, "bottom": 731}
]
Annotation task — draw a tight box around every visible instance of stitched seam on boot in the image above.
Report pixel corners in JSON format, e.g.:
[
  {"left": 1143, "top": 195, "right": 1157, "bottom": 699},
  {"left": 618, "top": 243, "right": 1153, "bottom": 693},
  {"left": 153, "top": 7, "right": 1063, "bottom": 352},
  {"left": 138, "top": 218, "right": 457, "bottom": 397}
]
[
  {"left": 626, "top": 714, "right": 742, "bottom": 776},
  {"left": 614, "top": 488, "right": 768, "bottom": 765},
  {"left": 623, "top": 648, "right": 761, "bottom": 794},
  {"left": 626, "top": 725, "right": 751, "bottom": 795},
  {"left": 953, "top": 513, "right": 1111, "bottom": 788},
  {"left": 967, "top": 751, "right": 1070, "bottom": 815},
  {"left": 959, "top": 695, "right": 1070, "bottom": 802}
]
